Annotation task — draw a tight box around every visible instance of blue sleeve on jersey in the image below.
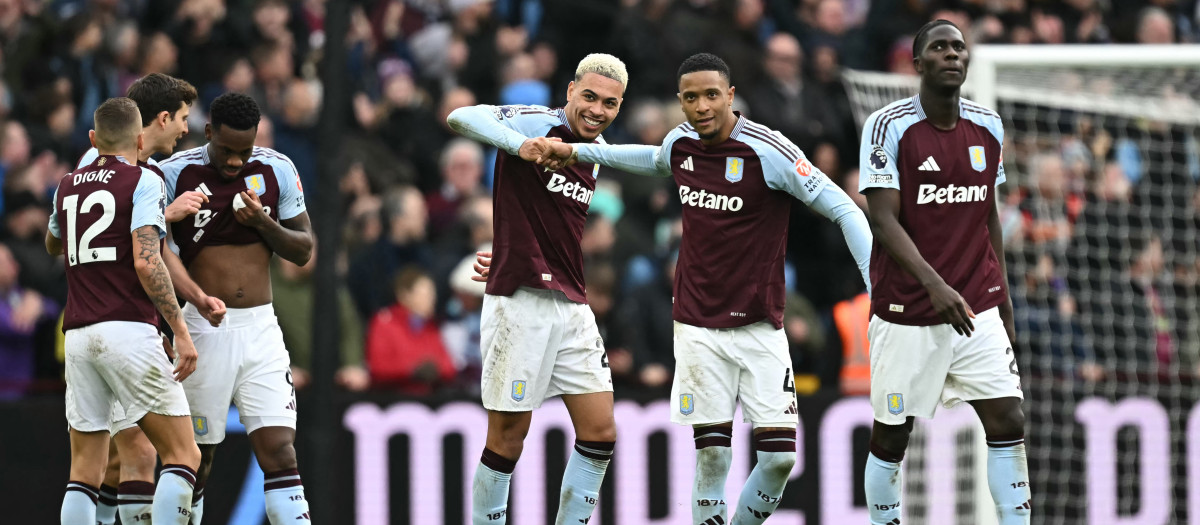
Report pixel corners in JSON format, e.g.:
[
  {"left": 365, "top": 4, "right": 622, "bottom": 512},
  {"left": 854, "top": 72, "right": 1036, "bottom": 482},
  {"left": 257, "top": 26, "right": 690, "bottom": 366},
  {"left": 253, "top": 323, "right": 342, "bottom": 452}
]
[
  {"left": 859, "top": 110, "right": 902, "bottom": 192},
  {"left": 131, "top": 168, "right": 167, "bottom": 237},
  {"left": 262, "top": 154, "right": 306, "bottom": 220},
  {"left": 76, "top": 148, "right": 98, "bottom": 170},
  {"left": 574, "top": 144, "right": 667, "bottom": 178},
  {"left": 446, "top": 104, "right": 560, "bottom": 155},
  {"left": 757, "top": 132, "right": 829, "bottom": 205},
  {"left": 575, "top": 126, "right": 684, "bottom": 178},
  {"left": 160, "top": 157, "right": 184, "bottom": 201},
  {"left": 809, "top": 186, "right": 873, "bottom": 293},
  {"left": 47, "top": 186, "right": 61, "bottom": 239}
]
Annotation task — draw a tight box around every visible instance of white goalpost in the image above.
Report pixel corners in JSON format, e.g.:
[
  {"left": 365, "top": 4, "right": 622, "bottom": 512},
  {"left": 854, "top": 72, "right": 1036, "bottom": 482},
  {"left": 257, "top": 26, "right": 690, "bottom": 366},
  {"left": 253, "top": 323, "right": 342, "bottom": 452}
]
[{"left": 843, "top": 45, "right": 1200, "bottom": 525}]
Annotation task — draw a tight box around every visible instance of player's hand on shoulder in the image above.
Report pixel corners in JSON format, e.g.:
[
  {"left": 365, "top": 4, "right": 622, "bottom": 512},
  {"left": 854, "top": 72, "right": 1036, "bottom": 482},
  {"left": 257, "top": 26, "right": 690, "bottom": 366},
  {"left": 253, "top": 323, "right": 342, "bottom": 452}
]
[
  {"left": 171, "top": 336, "right": 198, "bottom": 382},
  {"left": 518, "top": 136, "right": 561, "bottom": 163},
  {"left": 472, "top": 250, "right": 492, "bottom": 282},
  {"left": 233, "top": 190, "right": 268, "bottom": 227},
  {"left": 198, "top": 295, "right": 226, "bottom": 327},
  {"left": 926, "top": 281, "right": 975, "bottom": 337},
  {"left": 165, "top": 190, "right": 209, "bottom": 223}
]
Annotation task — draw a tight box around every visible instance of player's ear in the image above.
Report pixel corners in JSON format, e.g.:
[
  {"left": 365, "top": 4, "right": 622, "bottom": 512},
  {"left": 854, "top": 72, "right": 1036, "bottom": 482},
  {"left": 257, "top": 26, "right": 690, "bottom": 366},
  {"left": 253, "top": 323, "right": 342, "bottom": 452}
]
[
  {"left": 88, "top": 129, "right": 96, "bottom": 148},
  {"left": 566, "top": 80, "right": 575, "bottom": 101},
  {"left": 157, "top": 110, "right": 170, "bottom": 128},
  {"left": 137, "top": 132, "right": 144, "bottom": 152},
  {"left": 728, "top": 85, "right": 736, "bottom": 106},
  {"left": 204, "top": 123, "right": 213, "bottom": 141}
]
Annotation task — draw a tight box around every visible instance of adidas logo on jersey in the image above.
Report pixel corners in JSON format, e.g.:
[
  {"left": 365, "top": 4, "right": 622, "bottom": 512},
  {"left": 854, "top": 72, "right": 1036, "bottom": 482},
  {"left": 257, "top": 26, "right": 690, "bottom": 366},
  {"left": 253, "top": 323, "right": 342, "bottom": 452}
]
[
  {"left": 545, "top": 173, "right": 594, "bottom": 204},
  {"left": 679, "top": 185, "right": 743, "bottom": 212},
  {"left": 194, "top": 183, "right": 213, "bottom": 196},
  {"left": 918, "top": 156, "right": 941, "bottom": 171},
  {"left": 680, "top": 156, "right": 694, "bottom": 171},
  {"left": 916, "top": 183, "right": 988, "bottom": 205}
]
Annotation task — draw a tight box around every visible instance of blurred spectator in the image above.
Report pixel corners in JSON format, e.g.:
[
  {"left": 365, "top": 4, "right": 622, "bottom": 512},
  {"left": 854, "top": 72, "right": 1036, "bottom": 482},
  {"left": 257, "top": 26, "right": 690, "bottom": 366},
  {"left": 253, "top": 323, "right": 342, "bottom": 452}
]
[
  {"left": 365, "top": 266, "right": 457, "bottom": 394},
  {"left": 831, "top": 291, "right": 869, "bottom": 396},
  {"left": 273, "top": 79, "right": 320, "bottom": 191},
  {"left": 2, "top": 190, "right": 64, "bottom": 304},
  {"left": 616, "top": 251, "right": 674, "bottom": 388},
  {"left": 426, "top": 138, "right": 485, "bottom": 240},
  {"left": 748, "top": 32, "right": 834, "bottom": 154},
  {"left": 784, "top": 289, "right": 827, "bottom": 386},
  {"left": 585, "top": 262, "right": 632, "bottom": 382},
  {"left": 442, "top": 252, "right": 486, "bottom": 387},
  {"left": 0, "top": 243, "right": 59, "bottom": 399},
  {"left": 1136, "top": 6, "right": 1176, "bottom": 44},
  {"left": 348, "top": 185, "right": 433, "bottom": 321},
  {"left": 1021, "top": 153, "right": 1077, "bottom": 251},
  {"left": 272, "top": 245, "right": 368, "bottom": 393}
]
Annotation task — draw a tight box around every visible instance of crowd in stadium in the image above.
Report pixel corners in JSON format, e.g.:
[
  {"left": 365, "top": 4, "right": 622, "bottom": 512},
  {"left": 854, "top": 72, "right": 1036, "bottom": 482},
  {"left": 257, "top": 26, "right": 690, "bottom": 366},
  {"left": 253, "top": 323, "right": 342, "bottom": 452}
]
[{"left": 0, "top": 0, "right": 1196, "bottom": 399}]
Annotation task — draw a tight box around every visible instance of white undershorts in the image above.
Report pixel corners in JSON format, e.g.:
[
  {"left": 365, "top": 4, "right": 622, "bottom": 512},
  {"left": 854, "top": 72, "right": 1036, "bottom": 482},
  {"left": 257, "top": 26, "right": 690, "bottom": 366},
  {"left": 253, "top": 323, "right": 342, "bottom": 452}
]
[
  {"left": 868, "top": 307, "right": 1024, "bottom": 425},
  {"left": 181, "top": 303, "right": 296, "bottom": 444},
  {"left": 480, "top": 288, "right": 612, "bottom": 411},
  {"left": 670, "top": 320, "right": 798, "bottom": 428},
  {"left": 64, "top": 321, "right": 190, "bottom": 433}
]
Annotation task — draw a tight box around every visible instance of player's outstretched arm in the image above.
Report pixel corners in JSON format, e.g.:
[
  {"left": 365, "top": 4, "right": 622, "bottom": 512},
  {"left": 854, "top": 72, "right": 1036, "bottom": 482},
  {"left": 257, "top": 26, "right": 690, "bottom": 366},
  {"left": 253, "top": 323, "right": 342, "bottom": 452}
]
[
  {"left": 235, "top": 191, "right": 314, "bottom": 265},
  {"left": 133, "top": 225, "right": 197, "bottom": 381},
  {"left": 572, "top": 143, "right": 670, "bottom": 178},
  {"left": 808, "top": 185, "right": 872, "bottom": 291},
  {"left": 447, "top": 105, "right": 540, "bottom": 156}
]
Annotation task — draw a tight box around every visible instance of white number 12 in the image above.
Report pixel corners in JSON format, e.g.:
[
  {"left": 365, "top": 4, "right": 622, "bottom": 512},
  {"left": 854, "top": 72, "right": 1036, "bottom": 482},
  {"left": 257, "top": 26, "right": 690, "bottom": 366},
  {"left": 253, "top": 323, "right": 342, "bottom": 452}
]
[{"left": 62, "top": 191, "right": 117, "bottom": 266}]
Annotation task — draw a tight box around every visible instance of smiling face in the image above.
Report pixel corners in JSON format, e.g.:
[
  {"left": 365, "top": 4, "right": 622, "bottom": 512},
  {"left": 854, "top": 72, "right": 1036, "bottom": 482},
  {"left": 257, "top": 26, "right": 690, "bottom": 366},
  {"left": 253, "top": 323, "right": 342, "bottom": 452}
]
[
  {"left": 677, "top": 70, "right": 736, "bottom": 142},
  {"left": 205, "top": 123, "right": 257, "bottom": 180},
  {"left": 564, "top": 72, "right": 624, "bottom": 141},
  {"left": 915, "top": 24, "right": 969, "bottom": 91},
  {"left": 149, "top": 101, "right": 190, "bottom": 156}
]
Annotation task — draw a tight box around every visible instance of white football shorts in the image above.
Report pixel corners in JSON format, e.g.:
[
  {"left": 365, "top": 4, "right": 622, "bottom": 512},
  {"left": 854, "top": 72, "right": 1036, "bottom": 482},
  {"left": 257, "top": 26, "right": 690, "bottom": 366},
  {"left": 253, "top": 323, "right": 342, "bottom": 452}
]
[
  {"left": 64, "top": 321, "right": 190, "bottom": 433},
  {"left": 670, "top": 320, "right": 798, "bottom": 428},
  {"left": 868, "top": 306, "right": 1023, "bottom": 425},
  {"left": 182, "top": 303, "right": 296, "bottom": 444},
  {"left": 480, "top": 287, "right": 613, "bottom": 411}
]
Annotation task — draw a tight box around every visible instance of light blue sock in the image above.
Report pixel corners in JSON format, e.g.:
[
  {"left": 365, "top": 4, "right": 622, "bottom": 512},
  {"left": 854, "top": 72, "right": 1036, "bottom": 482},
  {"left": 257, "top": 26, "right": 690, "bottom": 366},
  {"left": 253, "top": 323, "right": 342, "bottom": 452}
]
[
  {"left": 692, "top": 425, "right": 733, "bottom": 525},
  {"left": 96, "top": 484, "right": 118, "bottom": 525},
  {"left": 155, "top": 465, "right": 196, "bottom": 525},
  {"left": 473, "top": 448, "right": 516, "bottom": 524},
  {"left": 62, "top": 481, "right": 98, "bottom": 525},
  {"left": 555, "top": 440, "right": 613, "bottom": 524},
  {"left": 730, "top": 430, "right": 796, "bottom": 525},
  {"left": 864, "top": 453, "right": 903, "bottom": 525},
  {"left": 190, "top": 485, "right": 204, "bottom": 524},
  {"left": 987, "top": 441, "right": 1032, "bottom": 525},
  {"left": 264, "top": 469, "right": 311, "bottom": 522}
]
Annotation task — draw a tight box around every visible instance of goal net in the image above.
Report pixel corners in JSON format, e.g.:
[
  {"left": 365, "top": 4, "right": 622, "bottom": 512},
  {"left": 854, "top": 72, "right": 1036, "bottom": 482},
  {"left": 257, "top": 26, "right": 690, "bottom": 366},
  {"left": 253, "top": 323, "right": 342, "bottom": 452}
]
[{"left": 842, "top": 45, "right": 1200, "bottom": 525}]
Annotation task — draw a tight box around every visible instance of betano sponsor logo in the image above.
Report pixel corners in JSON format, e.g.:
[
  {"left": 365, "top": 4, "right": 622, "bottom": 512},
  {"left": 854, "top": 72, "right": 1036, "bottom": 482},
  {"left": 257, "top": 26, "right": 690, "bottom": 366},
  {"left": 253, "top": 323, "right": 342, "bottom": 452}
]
[
  {"left": 545, "top": 173, "right": 593, "bottom": 204},
  {"left": 916, "top": 183, "right": 988, "bottom": 205},
  {"left": 678, "top": 185, "right": 743, "bottom": 211}
]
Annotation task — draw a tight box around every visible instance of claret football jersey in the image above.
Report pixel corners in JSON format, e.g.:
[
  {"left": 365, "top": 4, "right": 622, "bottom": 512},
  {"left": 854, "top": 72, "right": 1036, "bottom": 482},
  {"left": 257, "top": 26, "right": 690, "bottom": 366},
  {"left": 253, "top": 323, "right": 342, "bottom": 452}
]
[
  {"left": 158, "top": 145, "right": 306, "bottom": 266},
  {"left": 859, "top": 95, "right": 1007, "bottom": 326}
]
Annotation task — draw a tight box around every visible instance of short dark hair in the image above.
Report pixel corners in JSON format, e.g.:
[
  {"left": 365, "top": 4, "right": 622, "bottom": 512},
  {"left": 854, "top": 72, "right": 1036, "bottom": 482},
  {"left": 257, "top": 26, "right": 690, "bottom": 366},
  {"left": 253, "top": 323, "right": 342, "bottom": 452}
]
[
  {"left": 93, "top": 97, "right": 142, "bottom": 150},
  {"left": 677, "top": 53, "right": 731, "bottom": 85},
  {"left": 209, "top": 92, "right": 261, "bottom": 132},
  {"left": 913, "top": 19, "right": 960, "bottom": 58},
  {"left": 126, "top": 73, "right": 198, "bottom": 127}
]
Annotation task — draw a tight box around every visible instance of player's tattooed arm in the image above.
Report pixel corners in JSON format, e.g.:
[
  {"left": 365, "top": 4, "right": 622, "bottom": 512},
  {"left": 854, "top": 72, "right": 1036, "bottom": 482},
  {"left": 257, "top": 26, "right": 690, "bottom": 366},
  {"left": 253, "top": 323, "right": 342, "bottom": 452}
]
[
  {"left": 133, "top": 225, "right": 199, "bottom": 380},
  {"left": 133, "top": 225, "right": 182, "bottom": 322}
]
